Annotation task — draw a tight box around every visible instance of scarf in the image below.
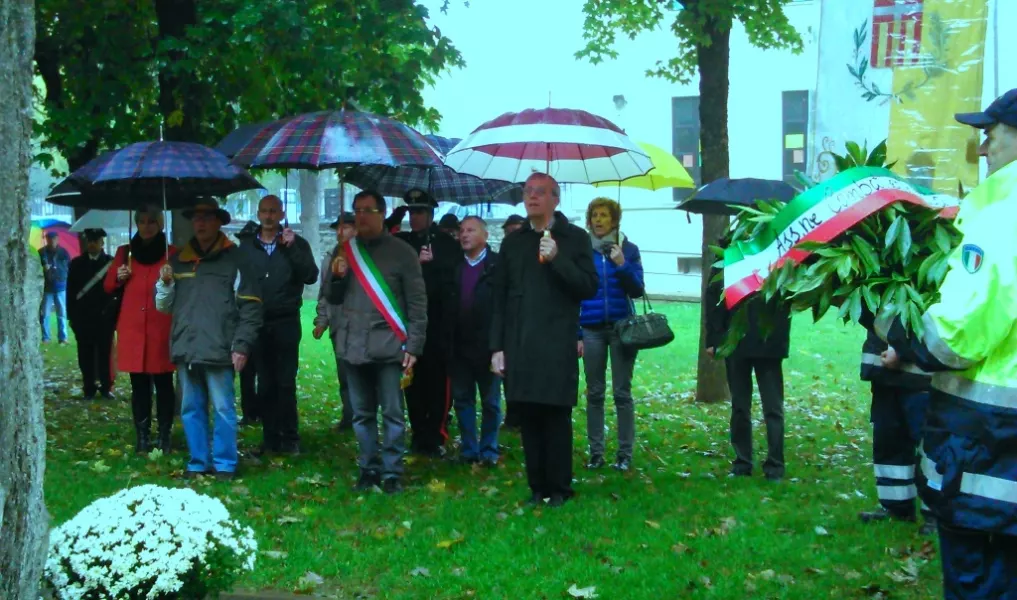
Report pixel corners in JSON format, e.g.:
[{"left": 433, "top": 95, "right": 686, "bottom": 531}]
[
  {"left": 590, "top": 229, "right": 619, "bottom": 255},
  {"left": 130, "top": 232, "right": 168, "bottom": 265}
]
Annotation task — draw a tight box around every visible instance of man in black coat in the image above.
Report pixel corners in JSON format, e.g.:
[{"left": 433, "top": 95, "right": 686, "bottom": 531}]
[
  {"left": 705, "top": 254, "right": 791, "bottom": 481},
  {"left": 235, "top": 220, "right": 261, "bottom": 426},
  {"left": 445, "top": 216, "right": 502, "bottom": 465},
  {"left": 491, "top": 173, "right": 599, "bottom": 507},
  {"left": 236, "top": 195, "right": 319, "bottom": 455},
  {"left": 66, "top": 228, "right": 117, "bottom": 399},
  {"left": 395, "top": 188, "right": 460, "bottom": 457}
]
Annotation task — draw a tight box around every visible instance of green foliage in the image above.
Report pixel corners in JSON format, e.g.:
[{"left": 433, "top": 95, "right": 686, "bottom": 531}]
[
  {"left": 34, "top": 0, "right": 464, "bottom": 171},
  {"left": 717, "top": 139, "right": 961, "bottom": 357},
  {"left": 575, "top": 0, "right": 803, "bottom": 83}
]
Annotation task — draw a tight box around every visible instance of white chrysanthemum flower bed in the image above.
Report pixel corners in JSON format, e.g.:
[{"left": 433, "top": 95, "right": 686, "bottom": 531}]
[{"left": 45, "top": 484, "right": 257, "bottom": 599}]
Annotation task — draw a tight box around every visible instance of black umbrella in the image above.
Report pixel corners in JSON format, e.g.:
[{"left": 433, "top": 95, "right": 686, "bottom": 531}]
[{"left": 676, "top": 178, "right": 797, "bottom": 216}]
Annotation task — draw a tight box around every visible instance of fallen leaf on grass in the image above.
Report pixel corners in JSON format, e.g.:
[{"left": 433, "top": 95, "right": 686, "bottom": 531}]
[
  {"left": 277, "top": 516, "right": 303, "bottom": 525},
  {"left": 409, "top": 567, "right": 431, "bottom": 578},
  {"left": 401, "top": 521, "right": 412, "bottom": 530},
  {"left": 814, "top": 526, "right": 830, "bottom": 536},
  {"left": 437, "top": 538, "right": 465, "bottom": 550},
  {"left": 296, "top": 571, "right": 325, "bottom": 589},
  {"left": 231, "top": 485, "right": 250, "bottom": 496},
  {"left": 671, "top": 543, "right": 690, "bottom": 555},
  {"left": 804, "top": 567, "right": 825, "bottom": 575},
  {"left": 567, "top": 584, "right": 598, "bottom": 598},
  {"left": 645, "top": 520, "right": 661, "bottom": 530},
  {"left": 263, "top": 551, "right": 288, "bottom": 559},
  {"left": 844, "top": 570, "right": 862, "bottom": 580},
  {"left": 90, "top": 460, "right": 110, "bottom": 473},
  {"left": 759, "top": 569, "right": 776, "bottom": 581},
  {"left": 495, "top": 512, "right": 508, "bottom": 521},
  {"left": 452, "top": 567, "right": 466, "bottom": 576},
  {"left": 427, "top": 479, "right": 447, "bottom": 493}
]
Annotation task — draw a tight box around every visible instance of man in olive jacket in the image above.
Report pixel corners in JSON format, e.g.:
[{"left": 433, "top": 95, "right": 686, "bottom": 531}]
[
  {"left": 155, "top": 199, "right": 263, "bottom": 479},
  {"left": 491, "top": 173, "right": 599, "bottom": 507},
  {"left": 328, "top": 190, "right": 427, "bottom": 494}
]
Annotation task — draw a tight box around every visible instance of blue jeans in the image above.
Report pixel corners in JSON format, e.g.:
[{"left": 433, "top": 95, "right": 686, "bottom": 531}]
[
  {"left": 40, "top": 291, "right": 67, "bottom": 342},
  {"left": 451, "top": 358, "right": 502, "bottom": 460},
  {"left": 178, "top": 365, "right": 238, "bottom": 473}
]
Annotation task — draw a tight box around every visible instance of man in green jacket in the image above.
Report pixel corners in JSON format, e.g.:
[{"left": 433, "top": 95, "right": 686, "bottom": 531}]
[{"left": 155, "top": 198, "right": 263, "bottom": 480}]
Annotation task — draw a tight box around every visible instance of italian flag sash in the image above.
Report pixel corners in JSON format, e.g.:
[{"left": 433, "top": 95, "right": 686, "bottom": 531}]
[
  {"left": 344, "top": 238, "right": 408, "bottom": 342},
  {"left": 723, "top": 167, "right": 959, "bottom": 309}
]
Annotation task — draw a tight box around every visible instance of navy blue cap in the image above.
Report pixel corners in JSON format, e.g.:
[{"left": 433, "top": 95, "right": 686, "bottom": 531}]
[{"left": 955, "top": 88, "right": 1017, "bottom": 129}]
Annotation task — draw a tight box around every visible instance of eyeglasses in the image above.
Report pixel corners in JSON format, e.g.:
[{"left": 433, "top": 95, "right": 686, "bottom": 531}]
[{"left": 353, "top": 208, "right": 382, "bottom": 215}]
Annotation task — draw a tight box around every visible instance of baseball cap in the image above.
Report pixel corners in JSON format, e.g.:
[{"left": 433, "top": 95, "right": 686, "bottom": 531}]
[
  {"left": 502, "top": 214, "right": 526, "bottom": 230},
  {"left": 955, "top": 88, "right": 1017, "bottom": 129}
]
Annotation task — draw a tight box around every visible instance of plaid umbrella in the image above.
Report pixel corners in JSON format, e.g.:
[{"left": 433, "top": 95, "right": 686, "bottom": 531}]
[
  {"left": 228, "top": 110, "right": 443, "bottom": 171},
  {"left": 47, "top": 141, "right": 263, "bottom": 210},
  {"left": 345, "top": 135, "right": 523, "bottom": 206}
]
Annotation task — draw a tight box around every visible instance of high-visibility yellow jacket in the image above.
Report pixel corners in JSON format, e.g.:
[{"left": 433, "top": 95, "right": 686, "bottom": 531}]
[{"left": 878, "top": 159, "right": 1017, "bottom": 534}]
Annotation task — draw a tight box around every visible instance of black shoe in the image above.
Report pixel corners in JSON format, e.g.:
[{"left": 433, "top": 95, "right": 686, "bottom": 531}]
[
  {"left": 919, "top": 517, "right": 937, "bottom": 536},
  {"left": 858, "top": 507, "right": 916, "bottom": 523},
  {"left": 99, "top": 391, "right": 115, "bottom": 400},
  {"left": 156, "top": 427, "right": 172, "bottom": 454},
  {"left": 548, "top": 494, "right": 569, "bottom": 508},
  {"left": 354, "top": 470, "right": 381, "bottom": 492},
  {"left": 728, "top": 468, "right": 752, "bottom": 477},
  {"left": 481, "top": 457, "right": 499, "bottom": 468},
  {"left": 336, "top": 419, "right": 354, "bottom": 432},
  {"left": 525, "top": 492, "right": 544, "bottom": 506},
  {"left": 134, "top": 427, "right": 152, "bottom": 455},
  {"left": 455, "top": 455, "right": 479, "bottom": 466},
  {"left": 277, "top": 443, "right": 302, "bottom": 456},
  {"left": 239, "top": 417, "right": 258, "bottom": 428},
  {"left": 83, "top": 388, "right": 97, "bottom": 400},
  {"left": 587, "top": 455, "right": 606, "bottom": 469},
  {"left": 382, "top": 478, "right": 403, "bottom": 495},
  {"left": 214, "top": 471, "right": 236, "bottom": 481},
  {"left": 613, "top": 458, "right": 631, "bottom": 472},
  {"left": 184, "top": 470, "right": 210, "bottom": 480},
  {"left": 765, "top": 473, "right": 784, "bottom": 482}
]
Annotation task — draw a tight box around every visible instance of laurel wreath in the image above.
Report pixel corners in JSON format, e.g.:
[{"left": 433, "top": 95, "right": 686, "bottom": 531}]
[{"left": 847, "top": 13, "right": 950, "bottom": 105}]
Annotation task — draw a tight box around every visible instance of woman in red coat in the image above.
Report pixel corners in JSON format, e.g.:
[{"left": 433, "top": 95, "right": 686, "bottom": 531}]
[{"left": 104, "top": 207, "right": 177, "bottom": 454}]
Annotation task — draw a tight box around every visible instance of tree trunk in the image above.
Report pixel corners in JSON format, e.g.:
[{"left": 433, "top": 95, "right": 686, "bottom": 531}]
[
  {"left": 694, "top": 11, "right": 732, "bottom": 404},
  {"left": 0, "top": 0, "right": 50, "bottom": 597},
  {"left": 298, "top": 170, "right": 322, "bottom": 299}
]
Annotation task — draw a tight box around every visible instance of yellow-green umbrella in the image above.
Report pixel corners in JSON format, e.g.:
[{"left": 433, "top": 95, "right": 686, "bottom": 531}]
[{"left": 592, "top": 141, "right": 695, "bottom": 192}]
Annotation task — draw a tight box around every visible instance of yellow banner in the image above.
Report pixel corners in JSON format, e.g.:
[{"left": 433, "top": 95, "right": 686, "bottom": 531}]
[{"left": 887, "top": 0, "right": 989, "bottom": 194}]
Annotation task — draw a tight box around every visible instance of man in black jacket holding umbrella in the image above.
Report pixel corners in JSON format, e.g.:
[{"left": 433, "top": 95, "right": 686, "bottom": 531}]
[
  {"left": 66, "top": 228, "right": 117, "bottom": 399},
  {"left": 237, "top": 194, "right": 319, "bottom": 455},
  {"left": 396, "top": 188, "right": 460, "bottom": 457},
  {"left": 491, "top": 173, "right": 599, "bottom": 507}
]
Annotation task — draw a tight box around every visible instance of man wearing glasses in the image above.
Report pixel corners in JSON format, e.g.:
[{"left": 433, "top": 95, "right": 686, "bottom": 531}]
[{"left": 328, "top": 190, "right": 428, "bottom": 494}]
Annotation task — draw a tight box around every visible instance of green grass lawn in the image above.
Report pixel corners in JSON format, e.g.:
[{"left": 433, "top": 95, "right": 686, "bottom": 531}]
[{"left": 41, "top": 303, "right": 942, "bottom": 599}]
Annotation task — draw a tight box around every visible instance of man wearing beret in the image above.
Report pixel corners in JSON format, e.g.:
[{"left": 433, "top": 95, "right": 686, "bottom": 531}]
[
  {"left": 66, "top": 228, "right": 117, "bottom": 399},
  {"left": 395, "top": 188, "right": 460, "bottom": 457}
]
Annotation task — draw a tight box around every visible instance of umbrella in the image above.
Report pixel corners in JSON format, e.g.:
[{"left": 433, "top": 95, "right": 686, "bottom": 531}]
[
  {"left": 228, "top": 110, "right": 443, "bottom": 171},
  {"left": 214, "top": 121, "right": 275, "bottom": 158},
  {"left": 30, "top": 218, "right": 79, "bottom": 258},
  {"left": 344, "top": 134, "right": 523, "bottom": 206},
  {"left": 592, "top": 142, "right": 695, "bottom": 192},
  {"left": 676, "top": 178, "right": 797, "bottom": 216},
  {"left": 69, "top": 210, "right": 132, "bottom": 233},
  {"left": 443, "top": 107, "right": 652, "bottom": 184},
  {"left": 47, "top": 141, "right": 264, "bottom": 210}
]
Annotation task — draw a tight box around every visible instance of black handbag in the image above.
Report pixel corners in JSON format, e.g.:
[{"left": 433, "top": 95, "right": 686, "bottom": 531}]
[{"left": 614, "top": 296, "right": 674, "bottom": 350}]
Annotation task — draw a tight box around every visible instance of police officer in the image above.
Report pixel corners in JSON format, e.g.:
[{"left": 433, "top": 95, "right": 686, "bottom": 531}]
[
  {"left": 395, "top": 189, "right": 459, "bottom": 457},
  {"left": 871, "top": 88, "right": 1017, "bottom": 598},
  {"left": 66, "top": 228, "right": 117, "bottom": 399},
  {"left": 856, "top": 327, "right": 936, "bottom": 536}
]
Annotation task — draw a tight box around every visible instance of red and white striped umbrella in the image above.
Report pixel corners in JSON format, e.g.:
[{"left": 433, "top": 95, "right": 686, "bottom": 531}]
[{"left": 443, "top": 108, "right": 652, "bottom": 184}]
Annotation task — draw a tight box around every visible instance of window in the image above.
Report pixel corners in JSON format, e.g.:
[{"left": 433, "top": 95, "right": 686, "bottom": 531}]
[
  {"left": 781, "top": 90, "right": 809, "bottom": 186},
  {"left": 676, "top": 256, "right": 701, "bottom": 275},
  {"left": 672, "top": 96, "right": 700, "bottom": 202}
]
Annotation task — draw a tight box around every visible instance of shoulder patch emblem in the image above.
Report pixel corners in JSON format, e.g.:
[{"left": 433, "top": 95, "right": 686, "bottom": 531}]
[{"left": 961, "top": 244, "right": 984, "bottom": 274}]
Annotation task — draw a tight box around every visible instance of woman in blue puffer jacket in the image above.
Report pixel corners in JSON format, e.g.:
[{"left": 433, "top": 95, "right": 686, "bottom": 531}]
[{"left": 580, "top": 198, "right": 645, "bottom": 471}]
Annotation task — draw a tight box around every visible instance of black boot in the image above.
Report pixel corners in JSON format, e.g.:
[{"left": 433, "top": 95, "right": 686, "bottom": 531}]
[
  {"left": 157, "top": 423, "right": 172, "bottom": 454},
  {"left": 134, "top": 419, "right": 152, "bottom": 455}
]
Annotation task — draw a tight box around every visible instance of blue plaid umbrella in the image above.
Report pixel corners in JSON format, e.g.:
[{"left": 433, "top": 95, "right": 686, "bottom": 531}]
[
  {"left": 47, "top": 141, "right": 263, "bottom": 210},
  {"left": 345, "top": 135, "right": 523, "bottom": 206}
]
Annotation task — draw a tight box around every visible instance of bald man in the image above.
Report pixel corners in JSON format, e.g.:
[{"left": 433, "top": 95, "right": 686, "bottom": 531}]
[{"left": 237, "top": 194, "right": 319, "bottom": 456}]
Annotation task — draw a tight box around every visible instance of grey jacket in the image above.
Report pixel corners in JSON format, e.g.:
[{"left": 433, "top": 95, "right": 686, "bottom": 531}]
[
  {"left": 326, "top": 233, "right": 427, "bottom": 365},
  {"left": 314, "top": 245, "right": 342, "bottom": 344},
  {"left": 155, "top": 234, "right": 263, "bottom": 367}
]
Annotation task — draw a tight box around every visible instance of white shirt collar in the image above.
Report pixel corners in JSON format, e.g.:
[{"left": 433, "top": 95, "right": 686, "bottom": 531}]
[{"left": 464, "top": 247, "right": 487, "bottom": 267}]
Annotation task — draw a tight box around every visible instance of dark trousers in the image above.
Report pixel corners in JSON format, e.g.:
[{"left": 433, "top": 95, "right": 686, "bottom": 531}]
[
  {"left": 405, "top": 351, "right": 450, "bottom": 452},
  {"left": 938, "top": 522, "right": 1017, "bottom": 599},
  {"left": 129, "top": 372, "right": 175, "bottom": 432},
  {"left": 726, "top": 356, "right": 785, "bottom": 477},
  {"left": 450, "top": 356, "right": 502, "bottom": 460},
  {"left": 331, "top": 344, "right": 353, "bottom": 426},
  {"left": 502, "top": 378, "right": 519, "bottom": 428},
  {"left": 256, "top": 315, "right": 302, "bottom": 451},
  {"left": 239, "top": 356, "right": 259, "bottom": 421},
  {"left": 870, "top": 384, "right": 930, "bottom": 518},
  {"left": 517, "top": 402, "right": 574, "bottom": 498},
  {"left": 74, "top": 328, "right": 114, "bottom": 396},
  {"left": 345, "top": 361, "right": 405, "bottom": 479}
]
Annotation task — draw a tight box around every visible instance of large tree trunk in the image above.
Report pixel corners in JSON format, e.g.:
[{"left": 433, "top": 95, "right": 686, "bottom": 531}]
[
  {"left": 694, "top": 11, "right": 732, "bottom": 404},
  {"left": 0, "top": 0, "right": 50, "bottom": 596},
  {"left": 298, "top": 170, "right": 322, "bottom": 299}
]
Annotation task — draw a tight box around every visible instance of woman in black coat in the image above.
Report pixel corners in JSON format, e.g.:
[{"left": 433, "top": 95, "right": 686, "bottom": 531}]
[{"left": 491, "top": 174, "right": 599, "bottom": 507}]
